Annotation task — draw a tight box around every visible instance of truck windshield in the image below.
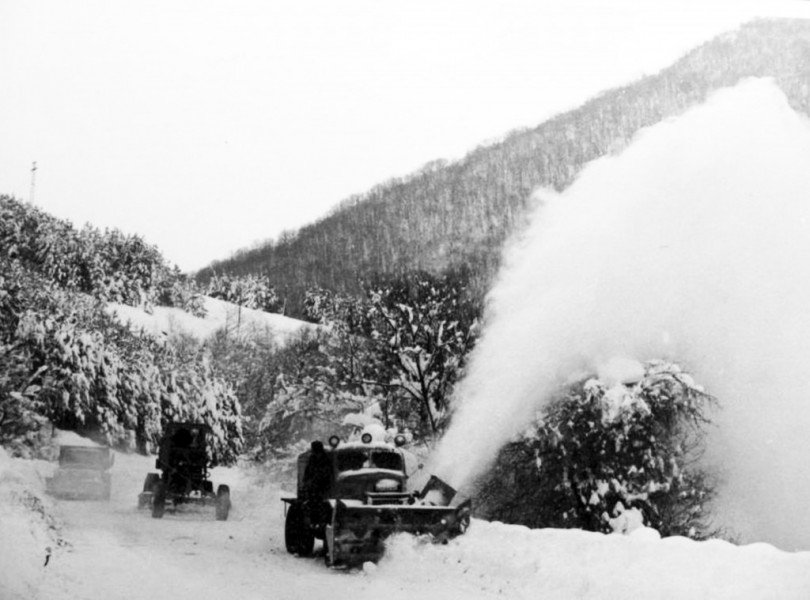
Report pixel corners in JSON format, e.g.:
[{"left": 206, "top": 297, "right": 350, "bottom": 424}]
[
  {"left": 335, "top": 451, "right": 366, "bottom": 471},
  {"left": 370, "top": 451, "right": 402, "bottom": 471},
  {"left": 335, "top": 449, "right": 403, "bottom": 472}
]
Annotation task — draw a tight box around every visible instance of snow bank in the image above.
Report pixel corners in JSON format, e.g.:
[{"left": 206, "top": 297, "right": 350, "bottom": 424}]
[
  {"left": 434, "top": 77, "right": 810, "bottom": 550},
  {"left": 0, "top": 447, "right": 61, "bottom": 599},
  {"left": 371, "top": 520, "right": 810, "bottom": 599},
  {"left": 107, "top": 296, "right": 315, "bottom": 344}
]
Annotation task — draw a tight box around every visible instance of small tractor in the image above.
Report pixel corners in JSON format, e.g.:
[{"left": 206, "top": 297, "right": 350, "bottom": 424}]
[
  {"left": 137, "top": 422, "right": 231, "bottom": 520},
  {"left": 46, "top": 445, "right": 114, "bottom": 500},
  {"left": 282, "top": 432, "right": 471, "bottom": 567}
]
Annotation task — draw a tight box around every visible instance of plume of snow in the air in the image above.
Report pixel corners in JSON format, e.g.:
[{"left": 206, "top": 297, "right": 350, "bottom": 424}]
[{"left": 433, "top": 77, "right": 810, "bottom": 551}]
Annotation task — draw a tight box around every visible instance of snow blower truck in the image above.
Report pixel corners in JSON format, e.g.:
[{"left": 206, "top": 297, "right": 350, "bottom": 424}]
[
  {"left": 282, "top": 433, "right": 471, "bottom": 567},
  {"left": 137, "top": 422, "right": 231, "bottom": 520}
]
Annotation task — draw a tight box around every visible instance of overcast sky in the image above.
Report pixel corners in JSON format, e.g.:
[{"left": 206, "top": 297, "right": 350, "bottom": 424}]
[{"left": 1, "top": 0, "right": 808, "bottom": 272}]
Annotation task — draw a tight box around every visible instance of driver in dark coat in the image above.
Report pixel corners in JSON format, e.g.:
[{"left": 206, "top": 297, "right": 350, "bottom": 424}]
[{"left": 302, "top": 440, "right": 332, "bottom": 501}]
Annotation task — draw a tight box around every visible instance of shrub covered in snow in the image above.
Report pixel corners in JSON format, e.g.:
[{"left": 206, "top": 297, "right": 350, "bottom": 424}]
[{"left": 476, "top": 360, "right": 716, "bottom": 539}]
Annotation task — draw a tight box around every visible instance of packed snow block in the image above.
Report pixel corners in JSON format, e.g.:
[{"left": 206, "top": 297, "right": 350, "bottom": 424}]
[{"left": 45, "top": 445, "right": 113, "bottom": 501}]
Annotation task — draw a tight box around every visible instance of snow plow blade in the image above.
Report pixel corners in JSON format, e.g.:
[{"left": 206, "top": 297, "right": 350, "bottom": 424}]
[{"left": 324, "top": 475, "right": 471, "bottom": 566}]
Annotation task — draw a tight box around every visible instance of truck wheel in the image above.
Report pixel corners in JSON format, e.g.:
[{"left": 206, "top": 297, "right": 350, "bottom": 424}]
[
  {"left": 215, "top": 485, "right": 231, "bottom": 521},
  {"left": 324, "top": 524, "right": 340, "bottom": 567},
  {"left": 152, "top": 482, "right": 166, "bottom": 519},
  {"left": 285, "top": 504, "right": 314, "bottom": 556}
]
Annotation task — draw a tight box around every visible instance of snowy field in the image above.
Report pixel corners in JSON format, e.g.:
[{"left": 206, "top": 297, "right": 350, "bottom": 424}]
[
  {"left": 107, "top": 296, "right": 316, "bottom": 343},
  {"left": 2, "top": 437, "right": 809, "bottom": 600}
]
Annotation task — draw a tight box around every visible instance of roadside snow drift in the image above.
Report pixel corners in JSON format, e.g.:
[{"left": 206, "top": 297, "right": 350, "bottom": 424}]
[
  {"left": 375, "top": 521, "right": 810, "bottom": 600},
  {"left": 0, "top": 447, "right": 60, "bottom": 599},
  {"left": 434, "top": 77, "right": 810, "bottom": 551}
]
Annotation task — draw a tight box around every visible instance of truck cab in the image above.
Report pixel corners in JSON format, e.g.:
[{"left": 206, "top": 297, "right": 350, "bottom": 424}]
[{"left": 296, "top": 439, "right": 409, "bottom": 502}]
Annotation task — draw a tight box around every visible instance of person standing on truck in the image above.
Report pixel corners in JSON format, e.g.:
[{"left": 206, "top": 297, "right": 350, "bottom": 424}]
[
  {"left": 302, "top": 440, "right": 332, "bottom": 501},
  {"left": 302, "top": 440, "right": 332, "bottom": 524}
]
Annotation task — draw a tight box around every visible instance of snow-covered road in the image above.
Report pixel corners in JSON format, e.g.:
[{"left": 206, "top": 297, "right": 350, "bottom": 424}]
[
  {"left": 30, "top": 452, "right": 415, "bottom": 600},
  {"left": 4, "top": 445, "right": 810, "bottom": 600}
]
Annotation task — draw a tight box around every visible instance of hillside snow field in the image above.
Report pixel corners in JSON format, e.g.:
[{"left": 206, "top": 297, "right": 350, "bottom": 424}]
[
  {"left": 107, "top": 296, "right": 316, "bottom": 343},
  {"left": 1, "top": 435, "right": 810, "bottom": 599}
]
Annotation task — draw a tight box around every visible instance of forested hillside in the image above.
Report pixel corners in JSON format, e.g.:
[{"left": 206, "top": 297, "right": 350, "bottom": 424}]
[
  {"left": 0, "top": 196, "right": 242, "bottom": 460},
  {"left": 201, "top": 19, "right": 810, "bottom": 316}
]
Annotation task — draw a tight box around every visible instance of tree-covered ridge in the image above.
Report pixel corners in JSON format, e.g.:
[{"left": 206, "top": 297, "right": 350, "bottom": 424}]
[
  {"left": 1, "top": 195, "right": 204, "bottom": 314},
  {"left": 201, "top": 19, "right": 810, "bottom": 316},
  {"left": 0, "top": 262, "right": 243, "bottom": 460}
]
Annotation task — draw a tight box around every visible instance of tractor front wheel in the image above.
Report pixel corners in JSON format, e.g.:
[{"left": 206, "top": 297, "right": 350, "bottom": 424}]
[
  {"left": 151, "top": 482, "right": 166, "bottom": 519},
  {"left": 215, "top": 485, "right": 230, "bottom": 521}
]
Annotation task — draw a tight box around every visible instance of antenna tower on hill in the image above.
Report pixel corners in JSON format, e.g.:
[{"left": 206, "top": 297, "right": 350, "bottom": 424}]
[{"left": 29, "top": 161, "right": 38, "bottom": 204}]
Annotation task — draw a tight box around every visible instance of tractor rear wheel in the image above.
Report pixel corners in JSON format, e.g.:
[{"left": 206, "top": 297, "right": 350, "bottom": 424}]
[
  {"left": 142, "top": 473, "right": 160, "bottom": 492},
  {"left": 285, "top": 504, "right": 314, "bottom": 556},
  {"left": 215, "top": 485, "right": 230, "bottom": 521},
  {"left": 151, "top": 482, "right": 166, "bottom": 519}
]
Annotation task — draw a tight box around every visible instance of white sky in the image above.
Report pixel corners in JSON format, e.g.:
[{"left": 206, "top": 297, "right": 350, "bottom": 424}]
[{"left": 1, "top": 0, "right": 808, "bottom": 272}]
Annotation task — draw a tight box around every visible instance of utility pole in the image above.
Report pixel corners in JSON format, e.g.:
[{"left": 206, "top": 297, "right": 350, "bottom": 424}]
[{"left": 29, "top": 161, "right": 37, "bottom": 204}]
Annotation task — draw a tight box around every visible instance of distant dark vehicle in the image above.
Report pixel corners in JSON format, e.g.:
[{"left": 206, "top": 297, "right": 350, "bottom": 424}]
[
  {"left": 46, "top": 445, "right": 114, "bottom": 500},
  {"left": 137, "top": 423, "right": 231, "bottom": 520},
  {"left": 282, "top": 434, "right": 471, "bottom": 567}
]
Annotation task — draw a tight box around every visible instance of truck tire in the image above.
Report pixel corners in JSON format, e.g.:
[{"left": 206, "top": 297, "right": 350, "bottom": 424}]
[
  {"left": 152, "top": 482, "right": 166, "bottom": 519},
  {"left": 324, "top": 524, "right": 340, "bottom": 567},
  {"left": 215, "top": 485, "right": 230, "bottom": 521},
  {"left": 285, "top": 504, "right": 314, "bottom": 556}
]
